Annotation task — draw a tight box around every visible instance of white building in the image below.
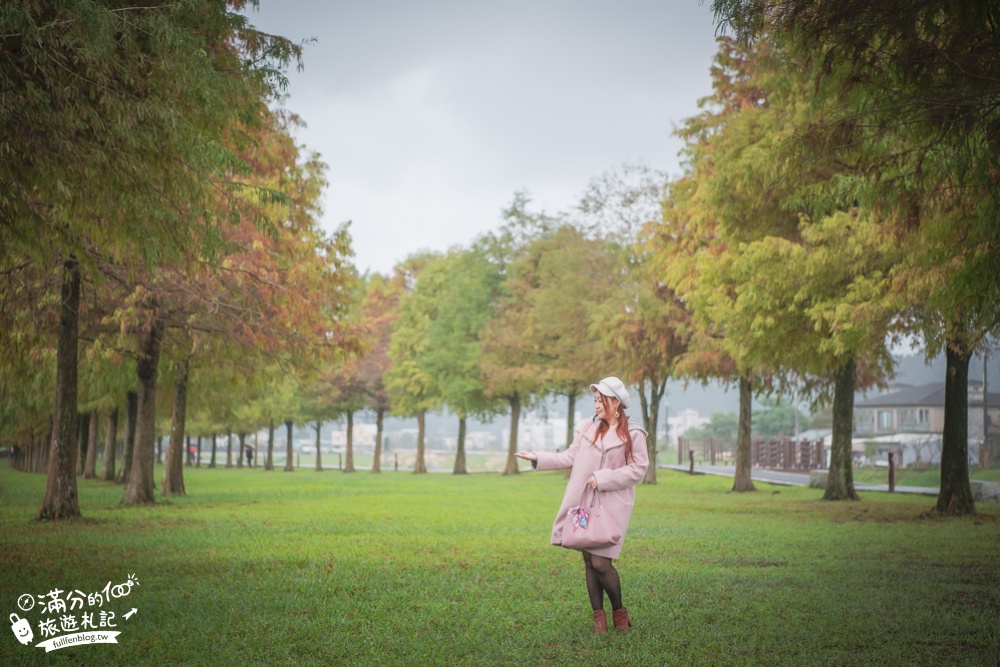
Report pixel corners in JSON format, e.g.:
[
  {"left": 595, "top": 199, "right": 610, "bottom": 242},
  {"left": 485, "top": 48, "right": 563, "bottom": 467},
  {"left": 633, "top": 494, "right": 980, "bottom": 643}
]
[
  {"left": 666, "top": 409, "right": 710, "bottom": 446},
  {"left": 503, "top": 413, "right": 585, "bottom": 452},
  {"left": 443, "top": 430, "right": 498, "bottom": 450},
  {"left": 329, "top": 423, "right": 377, "bottom": 448}
]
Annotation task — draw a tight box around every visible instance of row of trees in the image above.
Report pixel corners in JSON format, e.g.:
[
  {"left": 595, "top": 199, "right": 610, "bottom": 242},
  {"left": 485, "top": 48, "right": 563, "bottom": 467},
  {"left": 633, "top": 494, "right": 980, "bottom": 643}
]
[
  {"left": 239, "top": 1, "right": 997, "bottom": 522},
  {"left": 651, "top": 0, "right": 1000, "bottom": 514},
  {"left": 4, "top": 1, "right": 994, "bottom": 520},
  {"left": 1, "top": 3, "right": 359, "bottom": 518},
  {"left": 246, "top": 183, "right": 689, "bottom": 484},
  {"left": 1, "top": 6, "right": 687, "bottom": 516},
  {"left": 348, "top": 2, "right": 994, "bottom": 519},
  {"left": 5, "top": 166, "right": 690, "bottom": 496}
]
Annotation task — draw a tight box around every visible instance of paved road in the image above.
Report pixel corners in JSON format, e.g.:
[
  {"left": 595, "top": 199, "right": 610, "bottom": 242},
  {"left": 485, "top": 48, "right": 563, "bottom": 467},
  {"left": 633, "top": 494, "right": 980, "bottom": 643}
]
[{"left": 662, "top": 464, "right": 938, "bottom": 496}]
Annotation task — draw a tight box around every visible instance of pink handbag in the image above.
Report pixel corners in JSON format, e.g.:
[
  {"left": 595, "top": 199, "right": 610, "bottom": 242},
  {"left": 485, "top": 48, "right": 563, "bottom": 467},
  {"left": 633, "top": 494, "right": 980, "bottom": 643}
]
[{"left": 561, "top": 486, "right": 622, "bottom": 550}]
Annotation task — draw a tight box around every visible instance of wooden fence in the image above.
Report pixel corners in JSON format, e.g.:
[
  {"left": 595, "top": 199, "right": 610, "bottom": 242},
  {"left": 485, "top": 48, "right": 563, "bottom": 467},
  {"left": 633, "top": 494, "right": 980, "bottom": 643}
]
[{"left": 677, "top": 436, "right": 826, "bottom": 471}]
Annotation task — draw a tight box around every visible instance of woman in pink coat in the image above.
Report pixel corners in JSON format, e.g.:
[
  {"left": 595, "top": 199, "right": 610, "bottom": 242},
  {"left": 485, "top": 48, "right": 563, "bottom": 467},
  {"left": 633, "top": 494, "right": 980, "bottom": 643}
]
[{"left": 516, "top": 376, "right": 649, "bottom": 633}]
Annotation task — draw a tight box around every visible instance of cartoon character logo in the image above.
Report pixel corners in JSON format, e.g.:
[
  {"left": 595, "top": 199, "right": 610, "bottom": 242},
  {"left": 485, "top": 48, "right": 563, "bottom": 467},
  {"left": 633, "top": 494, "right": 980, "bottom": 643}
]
[{"left": 10, "top": 613, "right": 33, "bottom": 645}]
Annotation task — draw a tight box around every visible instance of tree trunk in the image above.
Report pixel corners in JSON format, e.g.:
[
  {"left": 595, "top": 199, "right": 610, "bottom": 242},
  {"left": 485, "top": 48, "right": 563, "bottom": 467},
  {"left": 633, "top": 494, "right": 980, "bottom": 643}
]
[
  {"left": 983, "top": 354, "right": 989, "bottom": 468},
  {"left": 643, "top": 381, "right": 665, "bottom": 484},
  {"left": 454, "top": 415, "right": 468, "bottom": 474},
  {"left": 237, "top": 431, "right": 245, "bottom": 468},
  {"left": 37, "top": 415, "right": 53, "bottom": 474},
  {"left": 937, "top": 343, "right": 976, "bottom": 515},
  {"left": 34, "top": 430, "right": 45, "bottom": 472},
  {"left": 372, "top": 409, "right": 384, "bottom": 473},
  {"left": 314, "top": 421, "right": 323, "bottom": 471},
  {"left": 225, "top": 429, "right": 233, "bottom": 468},
  {"left": 156, "top": 435, "right": 163, "bottom": 464},
  {"left": 123, "top": 315, "right": 165, "bottom": 506},
  {"left": 284, "top": 420, "right": 294, "bottom": 471},
  {"left": 503, "top": 393, "right": 521, "bottom": 475},
  {"left": 196, "top": 434, "right": 202, "bottom": 468},
  {"left": 77, "top": 411, "right": 89, "bottom": 476},
  {"left": 565, "top": 392, "right": 577, "bottom": 448},
  {"left": 19, "top": 432, "right": 28, "bottom": 472},
  {"left": 38, "top": 257, "right": 81, "bottom": 521},
  {"left": 28, "top": 430, "right": 36, "bottom": 472},
  {"left": 344, "top": 410, "right": 355, "bottom": 472},
  {"left": 161, "top": 361, "right": 189, "bottom": 497},
  {"left": 732, "top": 374, "right": 756, "bottom": 492},
  {"left": 209, "top": 432, "right": 218, "bottom": 468},
  {"left": 265, "top": 420, "right": 275, "bottom": 470},
  {"left": 638, "top": 379, "right": 651, "bottom": 433},
  {"left": 16, "top": 438, "right": 24, "bottom": 472},
  {"left": 824, "top": 358, "right": 860, "bottom": 501},
  {"left": 117, "top": 391, "right": 138, "bottom": 484},
  {"left": 83, "top": 409, "right": 99, "bottom": 478},
  {"left": 414, "top": 411, "right": 427, "bottom": 473},
  {"left": 101, "top": 408, "right": 119, "bottom": 481}
]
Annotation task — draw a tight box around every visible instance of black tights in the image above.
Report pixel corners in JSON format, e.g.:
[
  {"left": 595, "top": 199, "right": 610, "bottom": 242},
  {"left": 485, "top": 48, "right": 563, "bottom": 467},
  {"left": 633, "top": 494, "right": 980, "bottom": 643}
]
[{"left": 582, "top": 552, "right": 623, "bottom": 611}]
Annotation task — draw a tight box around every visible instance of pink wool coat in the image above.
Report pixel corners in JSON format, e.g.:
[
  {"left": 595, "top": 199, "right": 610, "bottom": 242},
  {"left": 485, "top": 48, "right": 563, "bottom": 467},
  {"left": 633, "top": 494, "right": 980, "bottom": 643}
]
[{"left": 533, "top": 417, "right": 649, "bottom": 559}]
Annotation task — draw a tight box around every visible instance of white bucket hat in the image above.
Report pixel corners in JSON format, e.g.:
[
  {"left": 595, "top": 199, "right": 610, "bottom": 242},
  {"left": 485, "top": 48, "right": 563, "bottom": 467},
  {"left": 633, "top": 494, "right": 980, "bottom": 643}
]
[{"left": 590, "top": 376, "right": 630, "bottom": 409}]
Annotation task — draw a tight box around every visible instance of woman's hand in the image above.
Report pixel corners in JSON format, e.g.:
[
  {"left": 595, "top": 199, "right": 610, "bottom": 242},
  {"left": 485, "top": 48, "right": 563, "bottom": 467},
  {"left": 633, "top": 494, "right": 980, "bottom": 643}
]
[
  {"left": 587, "top": 475, "right": 598, "bottom": 490},
  {"left": 515, "top": 451, "right": 537, "bottom": 461}
]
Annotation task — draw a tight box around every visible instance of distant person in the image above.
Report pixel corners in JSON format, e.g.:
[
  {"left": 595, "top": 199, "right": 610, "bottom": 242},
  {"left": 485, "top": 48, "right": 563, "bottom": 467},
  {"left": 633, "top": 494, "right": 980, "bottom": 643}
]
[
  {"left": 516, "top": 376, "right": 648, "bottom": 633},
  {"left": 245, "top": 446, "right": 253, "bottom": 468}
]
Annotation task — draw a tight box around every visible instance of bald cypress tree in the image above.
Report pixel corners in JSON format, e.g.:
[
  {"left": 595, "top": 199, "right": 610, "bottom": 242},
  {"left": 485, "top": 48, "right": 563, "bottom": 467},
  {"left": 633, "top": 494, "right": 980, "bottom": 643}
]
[
  {"left": 712, "top": 0, "right": 998, "bottom": 514},
  {"left": 1, "top": 2, "right": 301, "bottom": 518}
]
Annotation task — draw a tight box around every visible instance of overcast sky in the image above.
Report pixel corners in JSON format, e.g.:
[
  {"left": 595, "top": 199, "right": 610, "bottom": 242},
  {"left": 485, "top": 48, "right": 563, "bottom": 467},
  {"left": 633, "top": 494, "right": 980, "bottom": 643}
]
[{"left": 246, "top": 1, "right": 721, "bottom": 276}]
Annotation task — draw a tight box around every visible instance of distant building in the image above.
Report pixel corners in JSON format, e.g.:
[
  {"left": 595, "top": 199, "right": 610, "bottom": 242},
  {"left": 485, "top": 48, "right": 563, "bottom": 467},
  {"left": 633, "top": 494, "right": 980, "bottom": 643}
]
[
  {"left": 443, "top": 431, "right": 498, "bottom": 450},
  {"left": 854, "top": 381, "right": 999, "bottom": 465},
  {"left": 503, "top": 413, "right": 570, "bottom": 451},
  {"left": 666, "top": 409, "right": 710, "bottom": 446},
  {"left": 329, "top": 423, "right": 377, "bottom": 448},
  {"left": 855, "top": 381, "right": 999, "bottom": 438}
]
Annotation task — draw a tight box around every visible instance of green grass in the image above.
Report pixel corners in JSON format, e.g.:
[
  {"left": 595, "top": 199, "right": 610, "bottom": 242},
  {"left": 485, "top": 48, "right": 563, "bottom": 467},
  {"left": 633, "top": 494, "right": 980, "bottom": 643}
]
[
  {"left": 850, "top": 467, "right": 1000, "bottom": 487},
  {"left": 262, "top": 449, "right": 541, "bottom": 474},
  {"left": 1, "top": 465, "right": 998, "bottom": 666}
]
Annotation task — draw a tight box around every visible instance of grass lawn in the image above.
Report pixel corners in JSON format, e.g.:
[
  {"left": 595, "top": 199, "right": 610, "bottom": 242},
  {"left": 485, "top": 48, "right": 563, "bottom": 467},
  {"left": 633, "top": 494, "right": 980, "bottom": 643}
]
[
  {"left": 1, "top": 464, "right": 998, "bottom": 666},
  {"left": 851, "top": 467, "right": 1000, "bottom": 488}
]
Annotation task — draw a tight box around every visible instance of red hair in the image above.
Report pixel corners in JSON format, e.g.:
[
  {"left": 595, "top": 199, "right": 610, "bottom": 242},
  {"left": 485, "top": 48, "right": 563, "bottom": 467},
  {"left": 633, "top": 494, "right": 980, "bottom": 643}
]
[{"left": 593, "top": 393, "right": 633, "bottom": 463}]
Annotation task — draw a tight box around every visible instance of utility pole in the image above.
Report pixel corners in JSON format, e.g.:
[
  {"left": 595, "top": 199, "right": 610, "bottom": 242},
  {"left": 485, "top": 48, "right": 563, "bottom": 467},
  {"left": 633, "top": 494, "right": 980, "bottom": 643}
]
[
  {"left": 984, "top": 353, "right": 989, "bottom": 467},
  {"left": 794, "top": 387, "right": 801, "bottom": 439}
]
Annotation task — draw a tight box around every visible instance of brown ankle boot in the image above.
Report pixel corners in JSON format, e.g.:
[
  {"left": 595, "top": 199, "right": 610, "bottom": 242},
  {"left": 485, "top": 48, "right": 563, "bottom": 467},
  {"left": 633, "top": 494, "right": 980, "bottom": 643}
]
[
  {"left": 612, "top": 607, "right": 631, "bottom": 631},
  {"left": 592, "top": 610, "right": 608, "bottom": 633}
]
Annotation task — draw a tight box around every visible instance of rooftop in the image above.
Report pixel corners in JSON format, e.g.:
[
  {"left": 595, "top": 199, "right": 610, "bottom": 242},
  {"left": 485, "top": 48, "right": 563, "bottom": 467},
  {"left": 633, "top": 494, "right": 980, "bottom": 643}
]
[{"left": 857, "top": 382, "right": 1000, "bottom": 408}]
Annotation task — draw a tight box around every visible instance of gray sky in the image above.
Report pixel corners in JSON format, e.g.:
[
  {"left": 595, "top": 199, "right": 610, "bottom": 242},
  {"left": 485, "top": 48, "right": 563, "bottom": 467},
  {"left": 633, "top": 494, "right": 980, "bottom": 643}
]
[{"left": 247, "top": 1, "right": 721, "bottom": 276}]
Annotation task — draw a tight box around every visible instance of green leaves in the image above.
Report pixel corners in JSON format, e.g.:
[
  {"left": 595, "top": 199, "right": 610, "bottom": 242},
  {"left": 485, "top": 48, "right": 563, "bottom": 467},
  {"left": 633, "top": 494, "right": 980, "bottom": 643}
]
[
  {"left": 651, "top": 35, "right": 903, "bottom": 401},
  {"left": 2, "top": 1, "right": 301, "bottom": 269},
  {"left": 712, "top": 0, "right": 1000, "bottom": 351}
]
